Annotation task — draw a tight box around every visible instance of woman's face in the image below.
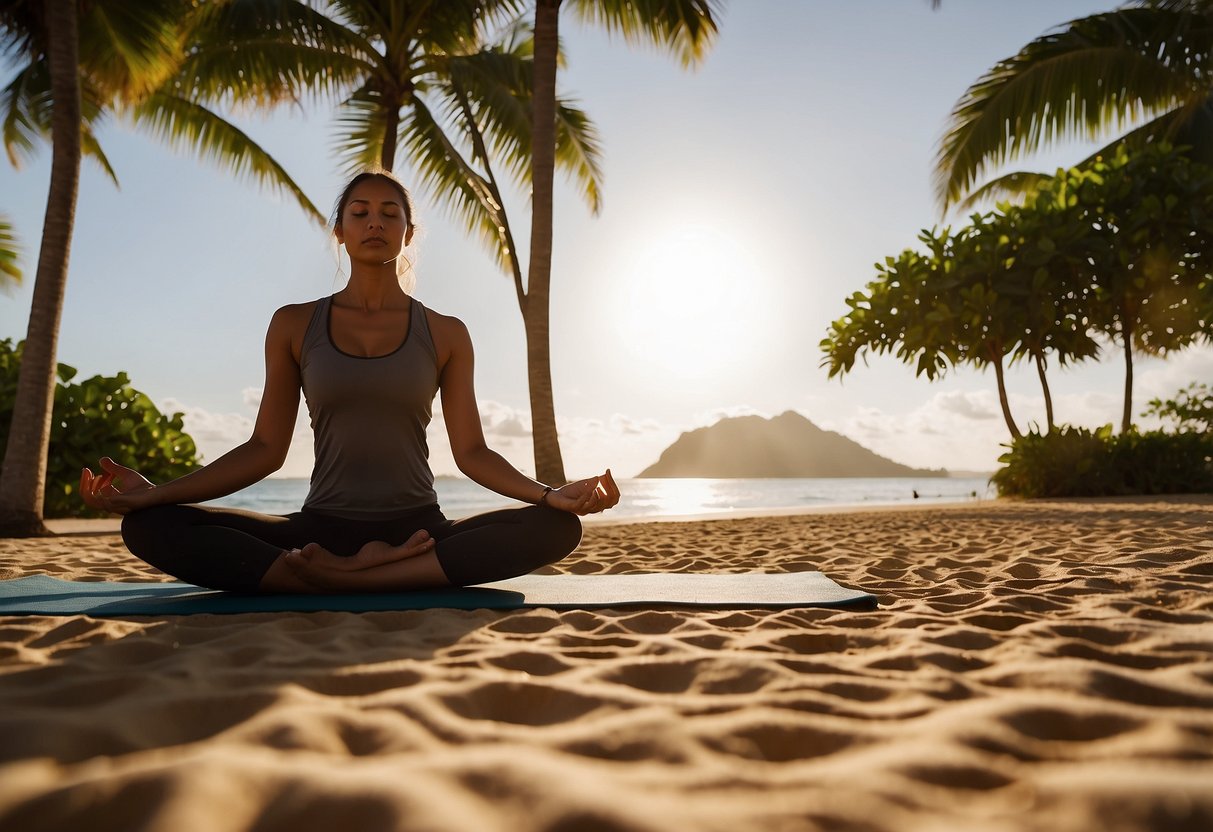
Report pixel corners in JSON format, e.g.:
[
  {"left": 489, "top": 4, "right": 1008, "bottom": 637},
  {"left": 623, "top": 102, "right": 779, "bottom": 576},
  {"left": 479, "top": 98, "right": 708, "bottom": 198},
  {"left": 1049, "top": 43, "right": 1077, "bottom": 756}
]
[{"left": 336, "top": 178, "right": 411, "bottom": 266}]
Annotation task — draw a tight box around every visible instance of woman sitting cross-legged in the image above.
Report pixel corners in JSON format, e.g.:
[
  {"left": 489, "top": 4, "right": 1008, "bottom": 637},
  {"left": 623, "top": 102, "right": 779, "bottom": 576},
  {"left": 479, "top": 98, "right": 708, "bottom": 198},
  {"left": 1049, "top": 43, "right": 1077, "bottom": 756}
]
[{"left": 80, "top": 169, "right": 620, "bottom": 594}]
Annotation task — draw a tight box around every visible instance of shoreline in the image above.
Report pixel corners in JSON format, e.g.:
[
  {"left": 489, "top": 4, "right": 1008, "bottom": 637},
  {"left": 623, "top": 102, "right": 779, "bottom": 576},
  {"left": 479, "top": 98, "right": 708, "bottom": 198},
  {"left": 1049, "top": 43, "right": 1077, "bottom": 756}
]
[{"left": 41, "top": 492, "right": 1211, "bottom": 534}]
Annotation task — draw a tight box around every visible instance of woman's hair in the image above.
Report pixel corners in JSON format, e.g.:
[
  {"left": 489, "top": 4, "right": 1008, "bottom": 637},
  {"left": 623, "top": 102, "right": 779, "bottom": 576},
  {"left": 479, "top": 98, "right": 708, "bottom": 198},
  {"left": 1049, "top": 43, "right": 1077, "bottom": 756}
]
[{"left": 330, "top": 168, "right": 419, "bottom": 289}]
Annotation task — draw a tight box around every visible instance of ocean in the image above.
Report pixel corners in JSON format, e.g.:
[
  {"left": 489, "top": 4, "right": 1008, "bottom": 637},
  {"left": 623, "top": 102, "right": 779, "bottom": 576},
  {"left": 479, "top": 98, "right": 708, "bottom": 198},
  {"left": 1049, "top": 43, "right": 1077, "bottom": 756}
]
[{"left": 205, "top": 476, "right": 998, "bottom": 521}]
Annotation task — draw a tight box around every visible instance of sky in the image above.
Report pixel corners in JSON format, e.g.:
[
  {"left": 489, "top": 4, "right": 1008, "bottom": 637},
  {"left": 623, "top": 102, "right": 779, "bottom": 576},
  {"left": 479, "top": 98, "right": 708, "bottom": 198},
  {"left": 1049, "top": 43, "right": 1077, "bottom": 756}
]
[{"left": 2, "top": 0, "right": 1210, "bottom": 480}]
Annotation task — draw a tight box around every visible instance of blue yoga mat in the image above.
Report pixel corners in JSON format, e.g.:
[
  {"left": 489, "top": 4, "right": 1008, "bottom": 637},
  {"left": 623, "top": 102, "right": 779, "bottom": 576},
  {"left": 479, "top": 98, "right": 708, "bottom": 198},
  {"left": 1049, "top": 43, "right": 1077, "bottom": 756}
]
[{"left": 0, "top": 573, "right": 876, "bottom": 616}]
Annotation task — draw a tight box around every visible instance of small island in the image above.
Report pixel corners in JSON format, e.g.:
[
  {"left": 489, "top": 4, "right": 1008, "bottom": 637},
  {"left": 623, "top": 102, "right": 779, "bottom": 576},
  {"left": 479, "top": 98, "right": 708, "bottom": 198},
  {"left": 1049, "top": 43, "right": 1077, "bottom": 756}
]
[{"left": 638, "top": 411, "right": 947, "bottom": 478}]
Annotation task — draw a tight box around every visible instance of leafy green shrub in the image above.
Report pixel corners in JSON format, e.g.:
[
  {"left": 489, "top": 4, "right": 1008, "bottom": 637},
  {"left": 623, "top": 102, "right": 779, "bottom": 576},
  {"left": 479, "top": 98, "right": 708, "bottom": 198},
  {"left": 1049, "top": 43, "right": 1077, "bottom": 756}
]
[
  {"left": 993, "top": 425, "right": 1213, "bottom": 498},
  {"left": 0, "top": 339, "right": 200, "bottom": 517},
  {"left": 1145, "top": 382, "right": 1213, "bottom": 433}
]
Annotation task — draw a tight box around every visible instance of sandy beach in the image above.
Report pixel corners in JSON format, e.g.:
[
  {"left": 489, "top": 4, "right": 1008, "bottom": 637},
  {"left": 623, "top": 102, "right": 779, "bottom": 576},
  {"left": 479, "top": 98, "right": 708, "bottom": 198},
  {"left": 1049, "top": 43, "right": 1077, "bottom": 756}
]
[{"left": 0, "top": 497, "right": 1210, "bottom": 831}]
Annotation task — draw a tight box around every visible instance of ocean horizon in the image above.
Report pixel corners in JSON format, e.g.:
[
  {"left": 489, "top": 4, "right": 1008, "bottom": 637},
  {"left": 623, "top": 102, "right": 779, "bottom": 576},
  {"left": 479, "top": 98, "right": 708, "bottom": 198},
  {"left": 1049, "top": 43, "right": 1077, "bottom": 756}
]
[{"left": 205, "top": 475, "right": 998, "bottom": 522}]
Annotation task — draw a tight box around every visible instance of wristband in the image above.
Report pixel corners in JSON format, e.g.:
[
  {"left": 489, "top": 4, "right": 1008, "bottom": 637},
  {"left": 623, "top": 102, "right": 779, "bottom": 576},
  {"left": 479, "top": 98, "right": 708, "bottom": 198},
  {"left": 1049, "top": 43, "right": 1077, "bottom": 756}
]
[{"left": 538, "top": 485, "right": 554, "bottom": 506}]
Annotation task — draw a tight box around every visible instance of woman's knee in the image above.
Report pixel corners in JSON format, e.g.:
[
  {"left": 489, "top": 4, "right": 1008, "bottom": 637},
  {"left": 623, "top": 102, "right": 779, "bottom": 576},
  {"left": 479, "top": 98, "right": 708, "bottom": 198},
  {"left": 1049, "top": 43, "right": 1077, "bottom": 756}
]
[
  {"left": 121, "top": 504, "right": 189, "bottom": 555},
  {"left": 536, "top": 508, "right": 582, "bottom": 563},
  {"left": 119, "top": 506, "right": 186, "bottom": 583}
]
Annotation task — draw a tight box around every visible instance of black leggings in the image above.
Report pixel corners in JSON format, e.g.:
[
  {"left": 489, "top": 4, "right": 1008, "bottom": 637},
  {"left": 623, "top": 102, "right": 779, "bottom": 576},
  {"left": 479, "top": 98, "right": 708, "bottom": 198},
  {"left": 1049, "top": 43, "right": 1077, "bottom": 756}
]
[{"left": 121, "top": 502, "right": 582, "bottom": 593}]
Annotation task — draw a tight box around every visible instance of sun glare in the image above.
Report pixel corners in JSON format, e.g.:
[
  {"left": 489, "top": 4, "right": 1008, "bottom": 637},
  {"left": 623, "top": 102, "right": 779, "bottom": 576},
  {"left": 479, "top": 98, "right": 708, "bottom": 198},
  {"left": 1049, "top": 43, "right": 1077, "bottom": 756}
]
[{"left": 615, "top": 224, "right": 768, "bottom": 380}]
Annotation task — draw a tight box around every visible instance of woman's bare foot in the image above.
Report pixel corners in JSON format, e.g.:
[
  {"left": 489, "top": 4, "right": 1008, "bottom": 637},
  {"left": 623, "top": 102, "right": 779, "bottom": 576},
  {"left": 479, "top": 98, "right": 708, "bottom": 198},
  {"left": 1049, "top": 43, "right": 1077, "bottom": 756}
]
[
  {"left": 286, "top": 530, "right": 433, "bottom": 572},
  {"left": 281, "top": 530, "right": 437, "bottom": 591},
  {"left": 274, "top": 531, "right": 446, "bottom": 596},
  {"left": 345, "top": 531, "right": 436, "bottom": 569}
]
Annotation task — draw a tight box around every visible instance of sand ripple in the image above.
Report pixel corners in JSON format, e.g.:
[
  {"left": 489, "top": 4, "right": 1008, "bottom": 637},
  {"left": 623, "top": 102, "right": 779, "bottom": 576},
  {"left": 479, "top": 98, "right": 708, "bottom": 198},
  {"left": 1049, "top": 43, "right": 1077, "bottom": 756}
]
[{"left": 0, "top": 497, "right": 1211, "bottom": 831}]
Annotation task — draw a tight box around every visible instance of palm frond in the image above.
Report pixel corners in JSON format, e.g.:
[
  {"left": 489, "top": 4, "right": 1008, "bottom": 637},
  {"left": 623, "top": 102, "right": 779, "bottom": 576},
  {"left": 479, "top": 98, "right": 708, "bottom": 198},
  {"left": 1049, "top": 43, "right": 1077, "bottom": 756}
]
[
  {"left": 403, "top": 0, "right": 512, "bottom": 53},
  {"left": 175, "top": 40, "right": 375, "bottom": 108},
  {"left": 0, "top": 0, "right": 40, "bottom": 61},
  {"left": 1076, "top": 91, "right": 1213, "bottom": 168},
  {"left": 441, "top": 47, "right": 603, "bottom": 212},
  {"left": 935, "top": 7, "right": 1213, "bottom": 209},
  {"left": 439, "top": 48, "right": 533, "bottom": 184},
  {"left": 1, "top": 62, "right": 46, "bottom": 167},
  {"left": 399, "top": 94, "right": 514, "bottom": 273},
  {"left": 568, "top": 0, "right": 723, "bottom": 67},
  {"left": 331, "top": 83, "right": 390, "bottom": 174},
  {"left": 80, "top": 120, "right": 119, "bottom": 186},
  {"left": 1, "top": 60, "right": 116, "bottom": 180},
  {"left": 127, "top": 90, "right": 324, "bottom": 224},
  {"left": 178, "top": 0, "right": 379, "bottom": 107},
  {"left": 0, "top": 213, "right": 21, "bottom": 285},
  {"left": 553, "top": 97, "right": 603, "bottom": 214},
  {"left": 1141, "top": 1, "right": 1213, "bottom": 14},
  {"left": 955, "top": 170, "right": 1055, "bottom": 213},
  {"left": 322, "top": 0, "right": 393, "bottom": 37},
  {"left": 77, "top": 0, "right": 190, "bottom": 100}
]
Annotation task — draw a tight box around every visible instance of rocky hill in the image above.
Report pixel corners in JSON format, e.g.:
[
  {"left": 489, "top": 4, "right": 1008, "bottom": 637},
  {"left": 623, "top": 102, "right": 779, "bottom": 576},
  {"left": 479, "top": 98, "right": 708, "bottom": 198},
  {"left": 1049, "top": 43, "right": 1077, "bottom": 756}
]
[{"left": 639, "top": 411, "right": 946, "bottom": 478}]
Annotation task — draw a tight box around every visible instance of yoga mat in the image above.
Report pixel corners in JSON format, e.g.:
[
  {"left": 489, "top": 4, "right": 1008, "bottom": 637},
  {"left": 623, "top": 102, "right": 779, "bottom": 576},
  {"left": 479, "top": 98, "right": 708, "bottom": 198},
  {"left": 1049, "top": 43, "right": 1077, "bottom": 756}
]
[{"left": 0, "top": 572, "right": 877, "bottom": 616}]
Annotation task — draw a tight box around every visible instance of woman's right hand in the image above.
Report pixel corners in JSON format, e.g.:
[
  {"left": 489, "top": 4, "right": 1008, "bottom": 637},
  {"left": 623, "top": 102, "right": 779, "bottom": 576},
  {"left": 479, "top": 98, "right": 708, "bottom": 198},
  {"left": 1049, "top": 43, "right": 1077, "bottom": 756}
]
[{"left": 80, "top": 457, "right": 156, "bottom": 515}]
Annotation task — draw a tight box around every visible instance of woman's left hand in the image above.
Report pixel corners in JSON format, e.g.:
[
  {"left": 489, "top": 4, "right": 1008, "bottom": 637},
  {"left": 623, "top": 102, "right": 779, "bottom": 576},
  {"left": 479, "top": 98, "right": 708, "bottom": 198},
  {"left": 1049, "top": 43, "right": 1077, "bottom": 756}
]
[{"left": 545, "top": 469, "right": 621, "bottom": 516}]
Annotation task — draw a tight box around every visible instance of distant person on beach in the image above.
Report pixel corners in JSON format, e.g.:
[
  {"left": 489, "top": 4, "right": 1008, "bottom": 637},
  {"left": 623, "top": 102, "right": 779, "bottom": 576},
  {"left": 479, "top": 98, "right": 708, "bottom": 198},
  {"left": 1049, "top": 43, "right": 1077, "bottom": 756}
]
[{"left": 80, "top": 170, "right": 620, "bottom": 593}]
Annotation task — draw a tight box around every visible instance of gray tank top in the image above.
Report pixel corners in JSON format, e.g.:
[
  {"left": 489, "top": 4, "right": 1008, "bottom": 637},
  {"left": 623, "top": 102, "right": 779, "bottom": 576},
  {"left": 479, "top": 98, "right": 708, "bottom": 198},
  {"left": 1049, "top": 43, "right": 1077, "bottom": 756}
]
[{"left": 300, "top": 295, "right": 440, "bottom": 519}]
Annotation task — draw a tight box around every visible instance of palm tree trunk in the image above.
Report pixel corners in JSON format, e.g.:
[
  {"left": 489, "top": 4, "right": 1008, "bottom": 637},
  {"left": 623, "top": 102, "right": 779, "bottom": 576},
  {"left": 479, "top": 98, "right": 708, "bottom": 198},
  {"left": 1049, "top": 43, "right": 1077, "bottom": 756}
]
[
  {"left": 1121, "top": 314, "right": 1134, "bottom": 434},
  {"left": 1034, "top": 351, "right": 1054, "bottom": 433},
  {"left": 526, "top": 0, "right": 567, "bottom": 486},
  {"left": 380, "top": 98, "right": 401, "bottom": 171},
  {"left": 0, "top": 0, "right": 82, "bottom": 537},
  {"left": 991, "top": 349, "right": 1021, "bottom": 441}
]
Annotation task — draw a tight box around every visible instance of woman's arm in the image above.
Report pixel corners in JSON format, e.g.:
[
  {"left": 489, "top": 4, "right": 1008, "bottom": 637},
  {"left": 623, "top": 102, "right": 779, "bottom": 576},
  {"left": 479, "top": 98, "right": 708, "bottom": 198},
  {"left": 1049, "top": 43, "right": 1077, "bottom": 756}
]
[
  {"left": 434, "top": 313, "right": 619, "bottom": 513},
  {"left": 81, "top": 304, "right": 306, "bottom": 513}
]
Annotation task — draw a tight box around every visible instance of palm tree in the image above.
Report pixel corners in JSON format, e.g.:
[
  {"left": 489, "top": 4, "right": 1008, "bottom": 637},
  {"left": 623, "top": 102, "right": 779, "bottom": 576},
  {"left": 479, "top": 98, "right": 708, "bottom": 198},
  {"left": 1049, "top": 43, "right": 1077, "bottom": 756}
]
[
  {"left": 0, "top": 0, "right": 323, "bottom": 535},
  {"left": 0, "top": 0, "right": 81, "bottom": 536},
  {"left": 0, "top": 213, "right": 18, "bottom": 285},
  {"left": 935, "top": 1, "right": 1213, "bottom": 434},
  {"left": 1, "top": 3, "right": 324, "bottom": 218},
  {"left": 527, "top": 0, "right": 721, "bottom": 483},
  {"left": 935, "top": 0, "right": 1213, "bottom": 210},
  {"left": 185, "top": 1, "right": 606, "bottom": 484}
]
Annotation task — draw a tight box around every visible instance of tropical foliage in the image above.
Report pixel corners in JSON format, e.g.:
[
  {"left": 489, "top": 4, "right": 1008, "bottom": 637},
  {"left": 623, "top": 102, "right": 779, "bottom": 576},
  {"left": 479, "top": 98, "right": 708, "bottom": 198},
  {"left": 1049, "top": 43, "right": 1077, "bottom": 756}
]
[
  {"left": 1, "top": 0, "right": 322, "bottom": 218},
  {"left": 180, "top": 1, "right": 599, "bottom": 267},
  {"left": 0, "top": 213, "right": 17, "bottom": 283},
  {"left": 820, "top": 143, "right": 1213, "bottom": 438},
  {"left": 925, "top": 2, "right": 1213, "bottom": 496},
  {"left": 936, "top": 0, "right": 1213, "bottom": 210},
  {"left": 0, "top": 340, "right": 199, "bottom": 518},
  {"left": 991, "top": 426, "right": 1213, "bottom": 497},
  {"left": 1146, "top": 382, "right": 1213, "bottom": 432}
]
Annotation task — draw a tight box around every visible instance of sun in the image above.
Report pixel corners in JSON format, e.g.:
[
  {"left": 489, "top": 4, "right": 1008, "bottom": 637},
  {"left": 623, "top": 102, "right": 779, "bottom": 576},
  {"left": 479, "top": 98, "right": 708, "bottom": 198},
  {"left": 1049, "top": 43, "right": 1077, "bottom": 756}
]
[{"left": 614, "top": 223, "right": 768, "bottom": 380}]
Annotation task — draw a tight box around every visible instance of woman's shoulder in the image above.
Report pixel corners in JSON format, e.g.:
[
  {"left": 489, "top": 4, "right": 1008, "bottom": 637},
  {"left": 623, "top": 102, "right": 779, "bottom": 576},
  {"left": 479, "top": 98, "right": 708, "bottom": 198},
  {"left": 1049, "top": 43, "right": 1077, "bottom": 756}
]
[
  {"left": 268, "top": 298, "right": 324, "bottom": 331},
  {"left": 420, "top": 302, "right": 469, "bottom": 338},
  {"left": 419, "top": 302, "right": 472, "bottom": 364},
  {"left": 264, "top": 300, "right": 326, "bottom": 360}
]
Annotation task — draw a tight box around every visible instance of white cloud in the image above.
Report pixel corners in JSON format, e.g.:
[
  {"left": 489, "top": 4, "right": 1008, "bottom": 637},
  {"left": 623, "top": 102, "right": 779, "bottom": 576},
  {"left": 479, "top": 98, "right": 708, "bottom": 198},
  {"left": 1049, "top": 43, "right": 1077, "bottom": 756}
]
[
  {"left": 477, "top": 400, "right": 532, "bottom": 439},
  {"left": 935, "top": 390, "right": 998, "bottom": 420},
  {"left": 160, "top": 397, "right": 314, "bottom": 478},
  {"left": 425, "top": 404, "right": 686, "bottom": 478},
  {"left": 817, "top": 388, "right": 1035, "bottom": 471},
  {"left": 609, "top": 413, "right": 663, "bottom": 436},
  {"left": 242, "top": 387, "right": 263, "bottom": 408},
  {"left": 813, "top": 373, "right": 1199, "bottom": 472},
  {"left": 160, "top": 397, "right": 252, "bottom": 453},
  {"left": 1137, "top": 345, "right": 1213, "bottom": 401}
]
